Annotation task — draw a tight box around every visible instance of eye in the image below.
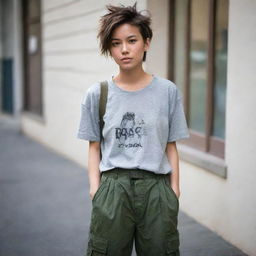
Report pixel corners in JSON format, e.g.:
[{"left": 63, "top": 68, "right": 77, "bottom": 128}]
[
  {"left": 129, "top": 39, "right": 137, "bottom": 43},
  {"left": 111, "top": 42, "right": 120, "bottom": 47}
]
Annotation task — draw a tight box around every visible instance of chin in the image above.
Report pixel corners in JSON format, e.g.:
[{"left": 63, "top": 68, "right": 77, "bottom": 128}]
[
  {"left": 119, "top": 62, "right": 141, "bottom": 71},
  {"left": 120, "top": 66, "right": 137, "bottom": 72},
  {"left": 118, "top": 63, "right": 133, "bottom": 69}
]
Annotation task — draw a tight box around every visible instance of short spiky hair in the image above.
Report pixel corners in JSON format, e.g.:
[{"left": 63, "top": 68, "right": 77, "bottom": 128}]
[{"left": 97, "top": 2, "right": 153, "bottom": 62}]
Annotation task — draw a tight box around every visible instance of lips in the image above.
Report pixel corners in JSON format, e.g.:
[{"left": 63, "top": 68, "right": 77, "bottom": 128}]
[{"left": 121, "top": 57, "right": 132, "bottom": 62}]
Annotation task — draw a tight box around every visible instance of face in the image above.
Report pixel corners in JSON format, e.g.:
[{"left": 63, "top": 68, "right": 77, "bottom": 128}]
[{"left": 109, "top": 23, "right": 150, "bottom": 71}]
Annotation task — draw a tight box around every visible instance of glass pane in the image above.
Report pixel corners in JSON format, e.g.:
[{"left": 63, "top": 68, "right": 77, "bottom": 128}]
[
  {"left": 174, "top": 0, "right": 188, "bottom": 94},
  {"left": 212, "top": 0, "right": 228, "bottom": 139},
  {"left": 189, "top": 0, "right": 208, "bottom": 133}
]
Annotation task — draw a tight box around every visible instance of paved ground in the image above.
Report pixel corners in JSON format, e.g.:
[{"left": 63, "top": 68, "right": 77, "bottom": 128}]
[{"left": 0, "top": 115, "right": 249, "bottom": 256}]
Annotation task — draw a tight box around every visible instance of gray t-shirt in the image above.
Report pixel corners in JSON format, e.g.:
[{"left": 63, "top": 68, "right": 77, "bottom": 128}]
[{"left": 76, "top": 75, "right": 190, "bottom": 174}]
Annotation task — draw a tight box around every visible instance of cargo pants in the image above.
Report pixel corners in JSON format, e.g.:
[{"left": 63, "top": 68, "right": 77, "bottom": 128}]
[{"left": 86, "top": 167, "right": 180, "bottom": 256}]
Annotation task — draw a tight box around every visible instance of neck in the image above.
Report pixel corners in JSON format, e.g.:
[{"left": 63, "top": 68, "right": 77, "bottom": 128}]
[{"left": 115, "top": 66, "right": 148, "bottom": 85}]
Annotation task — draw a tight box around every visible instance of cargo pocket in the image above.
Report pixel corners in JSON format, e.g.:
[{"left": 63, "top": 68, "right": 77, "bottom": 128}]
[
  {"left": 87, "top": 235, "right": 108, "bottom": 256},
  {"left": 166, "top": 233, "right": 180, "bottom": 255},
  {"left": 92, "top": 175, "right": 108, "bottom": 204}
]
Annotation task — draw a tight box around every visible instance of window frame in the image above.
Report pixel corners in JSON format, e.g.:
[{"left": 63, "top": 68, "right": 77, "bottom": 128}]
[{"left": 169, "top": 0, "right": 228, "bottom": 159}]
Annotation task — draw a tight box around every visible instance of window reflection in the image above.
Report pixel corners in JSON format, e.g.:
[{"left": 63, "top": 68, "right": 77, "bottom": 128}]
[
  {"left": 213, "top": 0, "right": 228, "bottom": 139},
  {"left": 189, "top": 0, "right": 208, "bottom": 134}
]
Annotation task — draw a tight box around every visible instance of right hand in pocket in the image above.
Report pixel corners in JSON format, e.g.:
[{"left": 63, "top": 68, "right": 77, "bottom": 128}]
[{"left": 89, "top": 185, "right": 99, "bottom": 200}]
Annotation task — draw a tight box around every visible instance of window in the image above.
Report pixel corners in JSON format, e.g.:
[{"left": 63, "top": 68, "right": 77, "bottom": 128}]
[{"left": 171, "top": 0, "right": 229, "bottom": 159}]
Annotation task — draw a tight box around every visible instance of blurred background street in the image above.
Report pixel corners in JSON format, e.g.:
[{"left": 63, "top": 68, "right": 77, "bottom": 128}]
[{"left": 0, "top": 115, "right": 248, "bottom": 256}]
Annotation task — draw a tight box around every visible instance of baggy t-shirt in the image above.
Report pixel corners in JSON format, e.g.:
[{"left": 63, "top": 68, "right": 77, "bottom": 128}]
[{"left": 76, "top": 75, "right": 190, "bottom": 174}]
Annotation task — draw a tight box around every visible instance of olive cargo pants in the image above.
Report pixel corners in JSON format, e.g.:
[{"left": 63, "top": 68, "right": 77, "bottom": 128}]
[{"left": 86, "top": 168, "right": 180, "bottom": 256}]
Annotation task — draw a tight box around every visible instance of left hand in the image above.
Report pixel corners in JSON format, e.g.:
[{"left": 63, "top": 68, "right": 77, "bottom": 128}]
[{"left": 171, "top": 186, "right": 180, "bottom": 199}]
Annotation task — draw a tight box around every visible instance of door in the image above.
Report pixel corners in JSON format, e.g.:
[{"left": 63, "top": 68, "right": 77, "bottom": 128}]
[{"left": 23, "top": 0, "right": 42, "bottom": 115}]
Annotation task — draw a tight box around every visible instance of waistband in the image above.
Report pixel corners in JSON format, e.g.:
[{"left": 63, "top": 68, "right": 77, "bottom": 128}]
[{"left": 101, "top": 167, "right": 170, "bottom": 180}]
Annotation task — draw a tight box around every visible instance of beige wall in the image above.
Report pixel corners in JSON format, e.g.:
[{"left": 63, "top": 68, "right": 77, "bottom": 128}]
[
  {"left": 147, "top": 1, "right": 256, "bottom": 255},
  {"left": 224, "top": 0, "right": 256, "bottom": 254},
  {"left": 147, "top": 0, "right": 170, "bottom": 77}
]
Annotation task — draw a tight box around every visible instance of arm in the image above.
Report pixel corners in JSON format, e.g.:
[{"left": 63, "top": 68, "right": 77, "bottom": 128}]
[
  {"left": 88, "top": 141, "right": 101, "bottom": 200},
  {"left": 165, "top": 141, "right": 180, "bottom": 199}
]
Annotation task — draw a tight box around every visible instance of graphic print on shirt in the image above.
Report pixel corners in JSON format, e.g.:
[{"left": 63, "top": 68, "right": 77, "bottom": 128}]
[{"left": 115, "top": 112, "right": 147, "bottom": 151}]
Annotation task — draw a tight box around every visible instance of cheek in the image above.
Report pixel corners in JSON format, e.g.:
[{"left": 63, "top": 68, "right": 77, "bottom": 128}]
[
  {"left": 135, "top": 44, "right": 146, "bottom": 55},
  {"left": 110, "top": 49, "right": 118, "bottom": 58}
]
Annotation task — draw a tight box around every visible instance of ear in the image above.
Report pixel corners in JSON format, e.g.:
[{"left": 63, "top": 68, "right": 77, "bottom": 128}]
[{"left": 144, "top": 37, "right": 151, "bottom": 51}]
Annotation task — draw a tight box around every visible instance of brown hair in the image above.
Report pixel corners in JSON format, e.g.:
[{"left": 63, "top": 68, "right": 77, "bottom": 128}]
[{"left": 97, "top": 2, "right": 153, "bottom": 62}]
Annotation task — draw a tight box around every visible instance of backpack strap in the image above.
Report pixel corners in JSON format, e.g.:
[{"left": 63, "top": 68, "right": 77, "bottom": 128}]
[{"left": 99, "top": 80, "right": 108, "bottom": 146}]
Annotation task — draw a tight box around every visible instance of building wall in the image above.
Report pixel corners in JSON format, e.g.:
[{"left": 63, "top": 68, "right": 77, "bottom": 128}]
[
  {"left": 13, "top": 0, "right": 24, "bottom": 119},
  {"left": 0, "top": 0, "right": 23, "bottom": 117},
  {"left": 0, "top": 0, "right": 3, "bottom": 110},
  {"left": 224, "top": 0, "right": 256, "bottom": 254},
  {"left": 1, "top": 0, "right": 14, "bottom": 59},
  {"left": 146, "top": 0, "right": 170, "bottom": 78},
  {"left": 0, "top": 0, "right": 14, "bottom": 114}
]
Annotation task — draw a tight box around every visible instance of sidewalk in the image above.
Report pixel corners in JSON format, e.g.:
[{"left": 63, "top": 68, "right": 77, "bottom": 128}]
[{"left": 0, "top": 116, "right": 248, "bottom": 256}]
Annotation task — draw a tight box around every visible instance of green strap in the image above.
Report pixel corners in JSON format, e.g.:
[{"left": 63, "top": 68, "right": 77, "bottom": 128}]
[{"left": 99, "top": 81, "right": 108, "bottom": 157}]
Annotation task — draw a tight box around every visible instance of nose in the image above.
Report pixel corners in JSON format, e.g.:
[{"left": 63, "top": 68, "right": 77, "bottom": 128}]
[{"left": 121, "top": 43, "right": 129, "bottom": 54}]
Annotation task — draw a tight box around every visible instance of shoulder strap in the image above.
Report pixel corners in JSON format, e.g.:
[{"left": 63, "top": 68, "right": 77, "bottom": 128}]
[{"left": 99, "top": 80, "right": 108, "bottom": 143}]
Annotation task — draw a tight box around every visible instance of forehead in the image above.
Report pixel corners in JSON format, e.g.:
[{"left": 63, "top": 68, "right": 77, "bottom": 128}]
[{"left": 111, "top": 23, "right": 141, "bottom": 39}]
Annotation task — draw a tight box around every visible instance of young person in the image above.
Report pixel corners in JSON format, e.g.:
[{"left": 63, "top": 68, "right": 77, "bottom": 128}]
[{"left": 77, "top": 3, "right": 189, "bottom": 256}]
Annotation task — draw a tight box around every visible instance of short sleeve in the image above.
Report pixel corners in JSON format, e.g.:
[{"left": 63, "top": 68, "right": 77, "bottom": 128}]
[
  {"left": 168, "top": 87, "right": 190, "bottom": 142},
  {"left": 76, "top": 85, "right": 101, "bottom": 141}
]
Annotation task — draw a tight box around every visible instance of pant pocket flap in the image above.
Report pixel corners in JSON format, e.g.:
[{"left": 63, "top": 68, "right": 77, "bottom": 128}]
[
  {"left": 91, "top": 235, "right": 108, "bottom": 254},
  {"left": 166, "top": 234, "right": 180, "bottom": 254}
]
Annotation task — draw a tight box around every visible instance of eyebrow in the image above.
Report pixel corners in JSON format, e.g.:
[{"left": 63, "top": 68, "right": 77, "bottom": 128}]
[{"left": 111, "top": 35, "right": 137, "bottom": 41}]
